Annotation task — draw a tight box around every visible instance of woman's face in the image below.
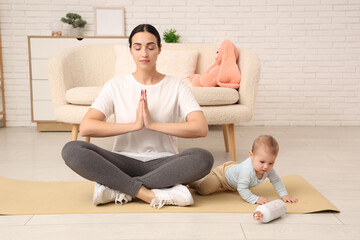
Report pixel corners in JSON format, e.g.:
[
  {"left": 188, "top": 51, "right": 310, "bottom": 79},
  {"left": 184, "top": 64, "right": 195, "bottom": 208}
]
[{"left": 130, "top": 31, "right": 161, "bottom": 71}]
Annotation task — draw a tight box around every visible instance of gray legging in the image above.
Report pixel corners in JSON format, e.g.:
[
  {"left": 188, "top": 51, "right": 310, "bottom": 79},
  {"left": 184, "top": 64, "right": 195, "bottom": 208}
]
[{"left": 62, "top": 141, "right": 214, "bottom": 197}]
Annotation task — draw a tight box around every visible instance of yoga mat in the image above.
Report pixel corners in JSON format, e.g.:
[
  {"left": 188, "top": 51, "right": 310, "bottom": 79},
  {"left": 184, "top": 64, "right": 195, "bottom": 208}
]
[{"left": 0, "top": 175, "right": 339, "bottom": 215}]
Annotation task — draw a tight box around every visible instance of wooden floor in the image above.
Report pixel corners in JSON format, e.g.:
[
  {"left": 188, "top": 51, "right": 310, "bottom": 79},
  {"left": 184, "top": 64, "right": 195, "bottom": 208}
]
[{"left": 0, "top": 126, "right": 359, "bottom": 239}]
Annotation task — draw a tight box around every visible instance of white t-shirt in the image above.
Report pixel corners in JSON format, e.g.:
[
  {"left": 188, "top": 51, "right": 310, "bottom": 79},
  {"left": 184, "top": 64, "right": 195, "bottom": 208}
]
[{"left": 91, "top": 74, "right": 202, "bottom": 161}]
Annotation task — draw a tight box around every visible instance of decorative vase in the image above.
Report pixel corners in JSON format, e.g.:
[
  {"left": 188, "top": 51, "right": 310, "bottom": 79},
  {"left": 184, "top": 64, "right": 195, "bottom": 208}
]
[
  {"left": 69, "top": 27, "right": 81, "bottom": 36},
  {"left": 49, "top": 21, "right": 63, "bottom": 36}
]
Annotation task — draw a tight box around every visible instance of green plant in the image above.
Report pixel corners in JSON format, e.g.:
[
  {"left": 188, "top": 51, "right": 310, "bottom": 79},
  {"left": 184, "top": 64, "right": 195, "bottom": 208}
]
[
  {"left": 61, "top": 12, "right": 87, "bottom": 28},
  {"left": 163, "top": 28, "right": 180, "bottom": 43}
]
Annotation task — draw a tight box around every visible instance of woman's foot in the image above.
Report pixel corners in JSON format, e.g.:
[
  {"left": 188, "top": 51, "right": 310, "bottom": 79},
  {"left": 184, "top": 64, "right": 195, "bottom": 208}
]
[
  {"left": 93, "top": 183, "right": 132, "bottom": 205},
  {"left": 150, "top": 184, "right": 194, "bottom": 209}
]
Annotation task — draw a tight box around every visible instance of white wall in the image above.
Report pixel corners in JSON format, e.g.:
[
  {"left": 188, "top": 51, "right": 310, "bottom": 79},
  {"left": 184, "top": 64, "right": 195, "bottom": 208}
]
[{"left": 0, "top": 0, "right": 359, "bottom": 126}]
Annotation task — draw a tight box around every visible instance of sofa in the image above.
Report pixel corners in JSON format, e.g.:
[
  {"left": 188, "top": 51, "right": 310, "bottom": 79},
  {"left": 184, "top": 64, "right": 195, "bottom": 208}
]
[{"left": 48, "top": 43, "right": 261, "bottom": 162}]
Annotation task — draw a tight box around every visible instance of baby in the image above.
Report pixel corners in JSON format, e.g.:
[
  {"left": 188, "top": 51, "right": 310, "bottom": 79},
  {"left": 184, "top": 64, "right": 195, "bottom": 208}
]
[{"left": 193, "top": 135, "right": 298, "bottom": 204}]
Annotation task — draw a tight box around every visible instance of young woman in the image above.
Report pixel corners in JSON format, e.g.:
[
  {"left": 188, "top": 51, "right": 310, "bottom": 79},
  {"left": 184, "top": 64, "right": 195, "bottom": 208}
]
[{"left": 62, "top": 24, "right": 214, "bottom": 209}]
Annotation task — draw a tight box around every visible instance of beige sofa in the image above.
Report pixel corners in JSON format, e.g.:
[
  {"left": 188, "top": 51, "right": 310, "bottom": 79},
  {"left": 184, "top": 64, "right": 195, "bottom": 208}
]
[{"left": 48, "top": 43, "right": 261, "bottom": 162}]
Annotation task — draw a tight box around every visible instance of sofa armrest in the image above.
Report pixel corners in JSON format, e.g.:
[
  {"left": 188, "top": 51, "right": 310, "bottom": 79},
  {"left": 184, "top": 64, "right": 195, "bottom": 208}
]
[
  {"left": 48, "top": 51, "right": 73, "bottom": 109},
  {"left": 48, "top": 44, "right": 117, "bottom": 110},
  {"left": 238, "top": 49, "right": 261, "bottom": 115}
]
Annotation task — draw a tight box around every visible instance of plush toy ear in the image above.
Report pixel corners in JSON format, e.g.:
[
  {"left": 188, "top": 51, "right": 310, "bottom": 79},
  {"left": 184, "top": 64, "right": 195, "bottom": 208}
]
[
  {"left": 217, "top": 40, "right": 241, "bottom": 89},
  {"left": 215, "top": 47, "right": 223, "bottom": 64},
  {"left": 198, "top": 46, "right": 223, "bottom": 87}
]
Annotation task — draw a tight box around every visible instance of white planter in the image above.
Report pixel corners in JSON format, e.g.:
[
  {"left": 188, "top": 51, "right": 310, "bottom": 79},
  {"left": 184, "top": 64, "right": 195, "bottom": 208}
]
[{"left": 69, "top": 27, "right": 81, "bottom": 36}]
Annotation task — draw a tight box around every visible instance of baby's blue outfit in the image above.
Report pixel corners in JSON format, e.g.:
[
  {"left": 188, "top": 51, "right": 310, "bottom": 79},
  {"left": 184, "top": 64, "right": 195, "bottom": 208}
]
[{"left": 225, "top": 158, "right": 288, "bottom": 203}]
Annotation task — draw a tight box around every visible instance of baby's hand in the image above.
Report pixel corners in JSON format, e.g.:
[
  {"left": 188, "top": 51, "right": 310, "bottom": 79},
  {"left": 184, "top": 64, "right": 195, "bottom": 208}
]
[
  {"left": 282, "top": 195, "right": 298, "bottom": 203},
  {"left": 256, "top": 196, "right": 269, "bottom": 205}
]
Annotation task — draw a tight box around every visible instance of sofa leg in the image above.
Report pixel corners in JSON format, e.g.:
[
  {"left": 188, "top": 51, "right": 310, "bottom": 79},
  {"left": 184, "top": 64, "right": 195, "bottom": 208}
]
[
  {"left": 227, "top": 124, "right": 237, "bottom": 162},
  {"left": 85, "top": 136, "right": 90, "bottom": 142},
  {"left": 71, "top": 124, "right": 79, "bottom": 141},
  {"left": 222, "top": 125, "right": 230, "bottom": 152}
]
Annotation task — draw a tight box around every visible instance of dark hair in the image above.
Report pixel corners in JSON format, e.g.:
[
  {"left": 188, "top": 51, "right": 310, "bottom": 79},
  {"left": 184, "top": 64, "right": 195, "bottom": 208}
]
[{"left": 129, "top": 24, "right": 161, "bottom": 48}]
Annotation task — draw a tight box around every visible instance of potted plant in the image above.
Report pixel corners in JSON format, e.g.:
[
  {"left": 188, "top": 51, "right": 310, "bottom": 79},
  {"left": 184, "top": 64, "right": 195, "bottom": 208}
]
[
  {"left": 61, "top": 12, "right": 87, "bottom": 36},
  {"left": 163, "top": 28, "right": 180, "bottom": 43}
]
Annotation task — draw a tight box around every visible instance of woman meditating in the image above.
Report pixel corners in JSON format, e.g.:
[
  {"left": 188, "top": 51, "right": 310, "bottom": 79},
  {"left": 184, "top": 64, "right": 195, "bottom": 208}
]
[{"left": 61, "top": 24, "right": 214, "bottom": 209}]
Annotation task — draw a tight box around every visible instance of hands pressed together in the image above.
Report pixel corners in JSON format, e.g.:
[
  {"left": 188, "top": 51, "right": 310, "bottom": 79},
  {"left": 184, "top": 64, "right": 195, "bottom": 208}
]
[
  {"left": 256, "top": 195, "right": 298, "bottom": 205},
  {"left": 135, "top": 89, "right": 154, "bottom": 131}
]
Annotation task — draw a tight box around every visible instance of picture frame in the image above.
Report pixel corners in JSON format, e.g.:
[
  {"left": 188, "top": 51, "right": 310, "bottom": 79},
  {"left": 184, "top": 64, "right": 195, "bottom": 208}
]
[{"left": 94, "top": 7, "right": 125, "bottom": 36}]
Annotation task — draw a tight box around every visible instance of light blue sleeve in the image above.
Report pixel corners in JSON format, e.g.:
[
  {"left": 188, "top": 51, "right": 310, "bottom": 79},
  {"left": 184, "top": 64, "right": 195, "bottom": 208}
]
[
  {"left": 268, "top": 169, "right": 288, "bottom": 197},
  {"left": 235, "top": 167, "right": 259, "bottom": 204}
]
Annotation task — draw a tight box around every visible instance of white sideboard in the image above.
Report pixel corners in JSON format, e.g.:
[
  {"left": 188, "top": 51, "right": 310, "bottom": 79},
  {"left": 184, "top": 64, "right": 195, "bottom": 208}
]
[
  {"left": 0, "top": 32, "right": 5, "bottom": 128},
  {"left": 28, "top": 36, "right": 127, "bottom": 131}
]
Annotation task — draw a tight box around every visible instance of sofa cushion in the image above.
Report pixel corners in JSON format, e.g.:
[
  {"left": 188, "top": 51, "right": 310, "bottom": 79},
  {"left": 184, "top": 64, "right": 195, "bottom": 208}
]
[
  {"left": 65, "top": 87, "right": 102, "bottom": 105},
  {"left": 113, "top": 45, "right": 199, "bottom": 79},
  {"left": 66, "top": 86, "right": 239, "bottom": 106},
  {"left": 190, "top": 87, "right": 239, "bottom": 106}
]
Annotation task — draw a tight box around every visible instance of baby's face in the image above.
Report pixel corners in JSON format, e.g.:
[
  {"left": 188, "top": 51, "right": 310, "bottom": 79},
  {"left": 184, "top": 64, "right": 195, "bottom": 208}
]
[{"left": 250, "top": 148, "right": 277, "bottom": 175}]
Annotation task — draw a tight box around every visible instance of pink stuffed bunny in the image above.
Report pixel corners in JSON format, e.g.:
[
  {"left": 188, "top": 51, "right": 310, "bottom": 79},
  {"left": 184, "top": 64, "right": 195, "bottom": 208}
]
[{"left": 190, "top": 40, "right": 241, "bottom": 89}]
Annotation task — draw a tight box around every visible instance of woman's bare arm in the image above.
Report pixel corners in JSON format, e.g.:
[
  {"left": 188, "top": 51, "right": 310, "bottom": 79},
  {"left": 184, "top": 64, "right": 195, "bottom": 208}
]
[
  {"left": 146, "top": 110, "right": 208, "bottom": 138},
  {"left": 80, "top": 90, "right": 208, "bottom": 138},
  {"left": 142, "top": 92, "right": 208, "bottom": 138},
  {"left": 79, "top": 97, "right": 144, "bottom": 137}
]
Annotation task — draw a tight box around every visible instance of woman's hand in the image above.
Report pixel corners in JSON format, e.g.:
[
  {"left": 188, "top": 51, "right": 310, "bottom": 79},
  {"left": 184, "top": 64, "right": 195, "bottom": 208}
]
[
  {"left": 135, "top": 90, "right": 145, "bottom": 130},
  {"left": 142, "top": 90, "right": 154, "bottom": 129}
]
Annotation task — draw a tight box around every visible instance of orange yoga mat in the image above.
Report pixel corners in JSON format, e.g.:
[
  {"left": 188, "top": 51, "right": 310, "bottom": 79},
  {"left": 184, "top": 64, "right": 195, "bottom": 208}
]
[{"left": 0, "top": 175, "right": 339, "bottom": 215}]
